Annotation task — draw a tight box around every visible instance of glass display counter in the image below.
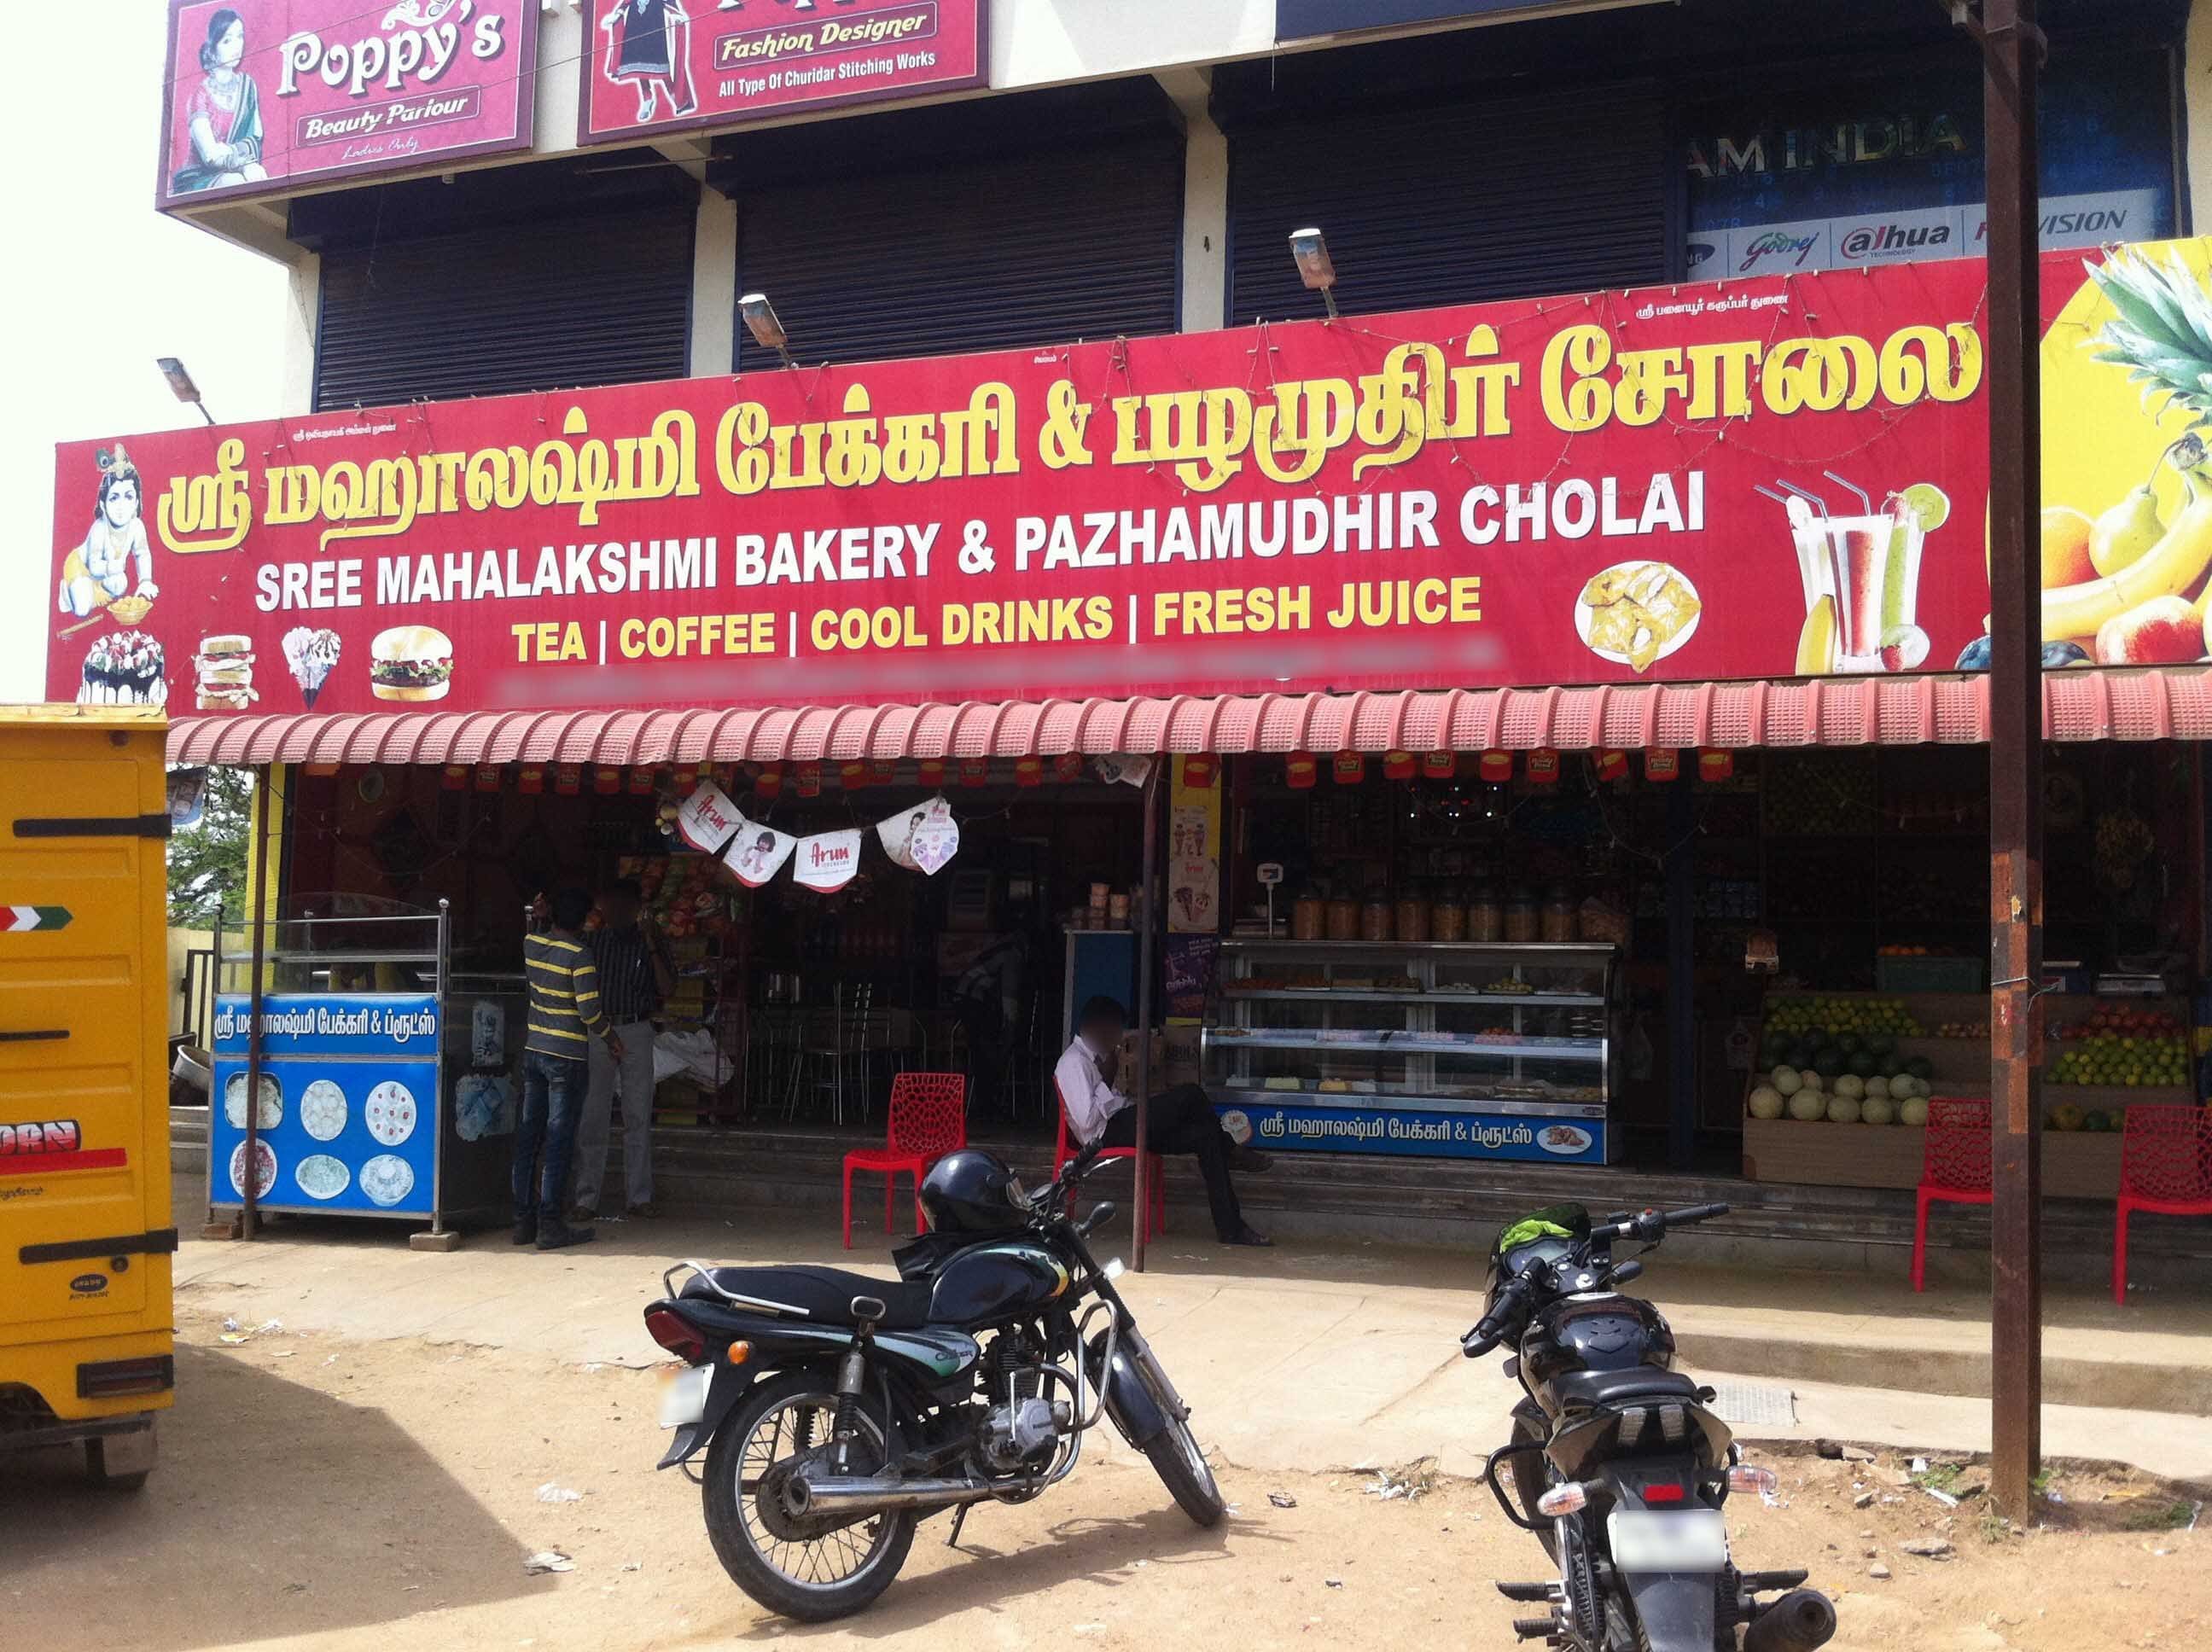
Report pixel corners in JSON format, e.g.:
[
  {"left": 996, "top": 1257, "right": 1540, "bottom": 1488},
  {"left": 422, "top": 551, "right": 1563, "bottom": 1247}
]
[{"left": 1202, "top": 940, "right": 1618, "bottom": 1164}]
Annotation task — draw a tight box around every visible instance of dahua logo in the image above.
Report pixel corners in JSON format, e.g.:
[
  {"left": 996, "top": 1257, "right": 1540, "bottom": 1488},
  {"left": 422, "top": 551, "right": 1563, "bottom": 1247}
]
[{"left": 1840, "top": 222, "right": 1953, "bottom": 259}]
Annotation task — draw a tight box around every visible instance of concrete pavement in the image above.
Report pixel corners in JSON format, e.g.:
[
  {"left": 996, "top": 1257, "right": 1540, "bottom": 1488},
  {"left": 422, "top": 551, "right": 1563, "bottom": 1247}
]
[{"left": 172, "top": 1176, "right": 2212, "bottom": 1483}]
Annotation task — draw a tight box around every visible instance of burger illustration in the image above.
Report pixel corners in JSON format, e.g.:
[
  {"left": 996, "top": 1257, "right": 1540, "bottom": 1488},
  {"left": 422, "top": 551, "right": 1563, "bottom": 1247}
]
[{"left": 369, "top": 625, "right": 453, "bottom": 702}]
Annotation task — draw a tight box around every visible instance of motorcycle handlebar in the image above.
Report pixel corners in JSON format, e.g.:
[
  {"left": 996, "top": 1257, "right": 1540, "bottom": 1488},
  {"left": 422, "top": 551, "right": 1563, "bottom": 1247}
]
[{"left": 1462, "top": 1275, "right": 1532, "bottom": 1357}]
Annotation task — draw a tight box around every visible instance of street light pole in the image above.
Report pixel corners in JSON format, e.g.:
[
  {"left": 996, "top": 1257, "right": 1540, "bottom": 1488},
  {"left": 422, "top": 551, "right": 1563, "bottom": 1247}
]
[{"left": 1973, "top": 0, "right": 2046, "bottom": 1522}]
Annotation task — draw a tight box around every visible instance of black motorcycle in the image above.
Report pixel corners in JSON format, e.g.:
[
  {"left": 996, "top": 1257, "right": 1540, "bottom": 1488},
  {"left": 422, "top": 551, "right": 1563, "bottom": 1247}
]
[
  {"left": 1464, "top": 1201, "right": 1837, "bottom": 1652},
  {"left": 643, "top": 1143, "right": 1224, "bottom": 1620}
]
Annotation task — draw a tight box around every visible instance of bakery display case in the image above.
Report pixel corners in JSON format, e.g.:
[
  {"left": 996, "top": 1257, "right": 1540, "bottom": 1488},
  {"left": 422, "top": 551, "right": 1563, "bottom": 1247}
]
[{"left": 1202, "top": 940, "right": 1618, "bottom": 1164}]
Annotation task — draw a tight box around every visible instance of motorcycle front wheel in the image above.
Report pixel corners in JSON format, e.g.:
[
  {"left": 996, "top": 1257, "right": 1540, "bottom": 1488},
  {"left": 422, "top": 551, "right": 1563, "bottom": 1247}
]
[
  {"left": 701, "top": 1370, "right": 917, "bottom": 1622},
  {"left": 1133, "top": 1352, "right": 1225, "bottom": 1527}
]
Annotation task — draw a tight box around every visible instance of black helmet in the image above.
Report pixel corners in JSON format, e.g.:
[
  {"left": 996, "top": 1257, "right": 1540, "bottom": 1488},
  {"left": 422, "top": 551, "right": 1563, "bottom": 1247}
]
[{"left": 920, "top": 1149, "right": 1029, "bottom": 1234}]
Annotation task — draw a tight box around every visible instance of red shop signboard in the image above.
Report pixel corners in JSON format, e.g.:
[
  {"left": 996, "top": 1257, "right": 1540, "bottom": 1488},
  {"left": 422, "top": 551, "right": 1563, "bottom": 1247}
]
[
  {"left": 158, "top": 1, "right": 538, "bottom": 208},
  {"left": 51, "top": 246, "right": 2075, "bottom": 719},
  {"left": 577, "top": 0, "right": 989, "bottom": 146}
]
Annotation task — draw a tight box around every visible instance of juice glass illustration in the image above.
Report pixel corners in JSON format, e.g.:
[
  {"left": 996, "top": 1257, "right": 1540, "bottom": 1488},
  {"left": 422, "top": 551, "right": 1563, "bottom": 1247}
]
[{"left": 1775, "top": 474, "right": 1935, "bottom": 673}]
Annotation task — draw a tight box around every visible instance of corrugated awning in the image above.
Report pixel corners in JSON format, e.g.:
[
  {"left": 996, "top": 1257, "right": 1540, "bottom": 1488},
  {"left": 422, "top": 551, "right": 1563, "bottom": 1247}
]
[{"left": 164, "top": 668, "right": 2212, "bottom": 769}]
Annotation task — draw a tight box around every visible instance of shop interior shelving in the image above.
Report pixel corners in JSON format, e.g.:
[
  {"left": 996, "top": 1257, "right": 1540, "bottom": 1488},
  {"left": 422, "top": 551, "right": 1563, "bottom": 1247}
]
[{"left": 1204, "top": 939, "right": 1615, "bottom": 1121}]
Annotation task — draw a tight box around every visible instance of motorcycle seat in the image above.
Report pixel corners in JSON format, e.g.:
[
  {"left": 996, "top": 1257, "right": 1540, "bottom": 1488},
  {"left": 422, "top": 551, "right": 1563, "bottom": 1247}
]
[
  {"left": 1551, "top": 1366, "right": 1703, "bottom": 1413},
  {"left": 683, "top": 1265, "right": 934, "bottom": 1329}
]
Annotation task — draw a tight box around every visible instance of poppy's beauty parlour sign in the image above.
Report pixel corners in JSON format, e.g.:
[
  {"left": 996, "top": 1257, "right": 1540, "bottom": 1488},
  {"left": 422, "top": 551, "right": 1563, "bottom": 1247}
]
[{"left": 159, "top": 1, "right": 538, "bottom": 207}]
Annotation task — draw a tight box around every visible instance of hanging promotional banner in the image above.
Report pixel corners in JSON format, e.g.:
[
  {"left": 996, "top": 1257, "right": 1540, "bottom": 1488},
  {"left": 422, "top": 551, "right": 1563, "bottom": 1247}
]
[
  {"left": 672, "top": 777, "right": 742, "bottom": 852},
  {"left": 61, "top": 241, "right": 2212, "bottom": 727},
  {"left": 721, "top": 813, "right": 796, "bottom": 887},
  {"left": 877, "top": 796, "right": 958, "bottom": 873},
  {"left": 158, "top": 1, "right": 539, "bottom": 211},
  {"left": 578, "top": 0, "right": 989, "bottom": 148},
  {"left": 793, "top": 829, "right": 864, "bottom": 893}
]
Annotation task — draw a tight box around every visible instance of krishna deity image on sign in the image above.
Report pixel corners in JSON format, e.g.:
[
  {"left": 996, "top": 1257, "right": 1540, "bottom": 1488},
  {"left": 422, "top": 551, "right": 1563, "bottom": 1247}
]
[
  {"left": 57, "top": 447, "right": 158, "bottom": 621},
  {"left": 600, "top": 0, "right": 700, "bottom": 123}
]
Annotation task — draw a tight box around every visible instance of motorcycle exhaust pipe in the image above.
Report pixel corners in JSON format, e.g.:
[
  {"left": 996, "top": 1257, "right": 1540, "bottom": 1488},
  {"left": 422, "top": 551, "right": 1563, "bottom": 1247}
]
[
  {"left": 789, "top": 1474, "right": 1030, "bottom": 1515},
  {"left": 1741, "top": 1588, "right": 1838, "bottom": 1652}
]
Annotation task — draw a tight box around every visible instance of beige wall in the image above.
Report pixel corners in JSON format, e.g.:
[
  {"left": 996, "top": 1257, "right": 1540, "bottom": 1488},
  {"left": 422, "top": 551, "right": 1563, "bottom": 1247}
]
[{"left": 165, "top": 924, "right": 245, "bottom": 1042}]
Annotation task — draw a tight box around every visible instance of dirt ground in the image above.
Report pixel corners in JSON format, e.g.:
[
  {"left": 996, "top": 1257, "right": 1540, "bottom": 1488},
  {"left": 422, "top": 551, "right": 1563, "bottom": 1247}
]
[{"left": 3, "top": 1309, "right": 2206, "bottom": 1652}]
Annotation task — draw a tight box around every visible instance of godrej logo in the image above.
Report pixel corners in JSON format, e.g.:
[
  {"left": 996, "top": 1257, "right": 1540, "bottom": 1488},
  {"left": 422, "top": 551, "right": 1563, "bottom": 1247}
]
[{"left": 1738, "top": 231, "right": 1818, "bottom": 272}]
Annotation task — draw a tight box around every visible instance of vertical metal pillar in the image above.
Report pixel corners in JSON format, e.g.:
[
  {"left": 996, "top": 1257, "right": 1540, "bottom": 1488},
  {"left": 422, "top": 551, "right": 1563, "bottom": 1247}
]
[
  {"left": 239, "top": 767, "right": 273, "bottom": 1241},
  {"left": 1131, "top": 760, "right": 1162, "bottom": 1272},
  {"left": 1665, "top": 778, "right": 1697, "bottom": 1171},
  {"left": 1978, "top": 0, "right": 2046, "bottom": 1521}
]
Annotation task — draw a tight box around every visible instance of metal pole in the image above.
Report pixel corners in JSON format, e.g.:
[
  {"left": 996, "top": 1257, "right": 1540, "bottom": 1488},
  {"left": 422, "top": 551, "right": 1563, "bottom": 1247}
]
[
  {"left": 240, "top": 767, "right": 274, "bottom": 1241},
  {"left": 1976, "top": 0, "right": 2046, "bottom": 1522},
  {"left": 1131, "top": 760, "right": 1162, "bottom": 1272}
]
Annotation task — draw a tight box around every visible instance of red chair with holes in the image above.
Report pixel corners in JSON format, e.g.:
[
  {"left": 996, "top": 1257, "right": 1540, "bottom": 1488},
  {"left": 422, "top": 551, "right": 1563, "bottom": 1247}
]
[
  {"left": 2112, "top": 1104, "right": 2212, "bottom": 1303},
  {"left": 841, "top": 1072, "right": 967, "bottom": 1248},
  {"left": 1911, "top": 1097, "right": 1992, "bottom": 1292},
  {"left": 1055, "top": 1082, "right": 1167, "bottom": 1245}
]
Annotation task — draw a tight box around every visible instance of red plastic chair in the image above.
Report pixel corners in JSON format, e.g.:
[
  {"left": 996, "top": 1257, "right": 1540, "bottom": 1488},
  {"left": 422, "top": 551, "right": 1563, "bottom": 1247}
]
[
  {"left": 1055, "top": 1081, "right": 1167, "bottom": 1245},
  {"left": 1911, "top": 1097, "right": 1992, "bottom": 1293},
  {"left": 2112, "top": 1105, "right": 2212, "bottom": 1303},
  {"left": 841, "top": 1072, "right": 967, "bottom": 1248}
]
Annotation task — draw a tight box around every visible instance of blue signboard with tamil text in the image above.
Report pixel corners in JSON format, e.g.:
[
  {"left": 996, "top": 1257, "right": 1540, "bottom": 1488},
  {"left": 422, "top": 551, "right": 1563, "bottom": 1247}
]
[
  {"left": 1213, "top": 1099, "right": 1608, "bottom": 1164},
  {"left": 212, "top": 994, "right": 439, "bottom": 1218}
]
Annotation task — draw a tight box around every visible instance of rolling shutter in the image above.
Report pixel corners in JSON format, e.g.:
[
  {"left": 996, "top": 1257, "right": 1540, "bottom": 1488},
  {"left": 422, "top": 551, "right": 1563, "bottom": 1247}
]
[
  {"left": 1225, "top": 88, "right": 1671, "bottom": 326},
  {"left": 315, "top": 209, "right": 694, "bottom": 410},
  {"left": 732, "top": 136, "right": 1185, "bottom": 372}
]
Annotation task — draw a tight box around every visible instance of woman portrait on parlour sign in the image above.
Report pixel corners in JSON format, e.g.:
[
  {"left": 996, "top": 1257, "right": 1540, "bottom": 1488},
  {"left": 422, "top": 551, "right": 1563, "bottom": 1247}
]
[{"left": 172, "top": 8, "right": 266, "bottom": 195}]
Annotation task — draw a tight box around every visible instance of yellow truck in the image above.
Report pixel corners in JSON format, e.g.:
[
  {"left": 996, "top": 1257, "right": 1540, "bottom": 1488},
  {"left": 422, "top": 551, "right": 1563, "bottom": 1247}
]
[{"left": 0, "top": 705, "right": 174, "bottom": 1488}]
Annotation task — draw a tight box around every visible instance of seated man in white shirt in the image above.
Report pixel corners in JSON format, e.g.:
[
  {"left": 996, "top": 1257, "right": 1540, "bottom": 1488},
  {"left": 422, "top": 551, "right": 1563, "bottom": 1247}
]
[{"left": 1054, "top": 995, "right": 1271, "bottom": 1248}]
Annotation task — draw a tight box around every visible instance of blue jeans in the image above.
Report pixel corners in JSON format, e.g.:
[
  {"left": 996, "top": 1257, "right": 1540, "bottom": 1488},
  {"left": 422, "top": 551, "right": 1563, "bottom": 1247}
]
[{"left": 514, "top": 1049, "right": 588, "bottom": 1225}]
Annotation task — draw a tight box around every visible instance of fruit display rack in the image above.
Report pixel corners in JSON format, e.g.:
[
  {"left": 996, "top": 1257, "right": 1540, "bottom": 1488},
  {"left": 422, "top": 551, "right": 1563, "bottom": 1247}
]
[
  {"left": 1202, "top": 940, "right": 1619, "bottom": 1162},
  {"left": 1738, "top": 989, "right": 2198, "bottom": 1197}
]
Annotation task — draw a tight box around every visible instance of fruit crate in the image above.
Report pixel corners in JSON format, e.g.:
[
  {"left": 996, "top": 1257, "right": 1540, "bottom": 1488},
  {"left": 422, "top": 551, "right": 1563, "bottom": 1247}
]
[
  {"left": 1742, "top": 988, "right": 2197, "bottom": 1191},
  {"left": 1875, "top": 956, "right": 1984, "bottom": 994},
  {"left": 1739, "top": 1114, "right": 2163, "bottom": 1199}
]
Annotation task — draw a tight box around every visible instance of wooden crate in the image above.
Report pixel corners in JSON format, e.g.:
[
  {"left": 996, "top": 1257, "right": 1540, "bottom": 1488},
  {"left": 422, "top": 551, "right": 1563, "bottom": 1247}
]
[
  {"left": 1742, "top": 1115, "right": 2154, "bottom": 1200},
  {"left": 1743, "top": 988, "right": 2196, "bottom": 1192}
]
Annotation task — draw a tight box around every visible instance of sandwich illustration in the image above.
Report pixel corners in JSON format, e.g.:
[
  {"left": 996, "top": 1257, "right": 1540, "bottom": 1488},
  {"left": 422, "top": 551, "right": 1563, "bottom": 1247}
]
[
  {"left": 195, "top": 634, "right": 257, "bottom": 711},
  {"left": 369, "top": 624, "right": 453, "bottom": 702}
]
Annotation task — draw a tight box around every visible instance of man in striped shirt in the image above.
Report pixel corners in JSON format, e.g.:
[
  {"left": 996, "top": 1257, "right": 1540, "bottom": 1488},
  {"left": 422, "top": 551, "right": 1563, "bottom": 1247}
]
[{"left": 515, "top": 887, "right": 624, "bottom": 1250}]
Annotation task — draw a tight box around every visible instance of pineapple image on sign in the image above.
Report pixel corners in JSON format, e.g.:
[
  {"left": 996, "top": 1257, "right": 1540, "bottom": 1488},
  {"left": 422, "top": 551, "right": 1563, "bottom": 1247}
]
[{"left": 1577, "top": 560, "right": 1703, "bottom": 672}]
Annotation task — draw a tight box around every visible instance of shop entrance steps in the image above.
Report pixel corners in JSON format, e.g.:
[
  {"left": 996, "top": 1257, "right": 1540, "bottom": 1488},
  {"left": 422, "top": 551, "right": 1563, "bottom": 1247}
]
[{"left": 167, "top": 1105, "right": 2212, "bottom": 1413}]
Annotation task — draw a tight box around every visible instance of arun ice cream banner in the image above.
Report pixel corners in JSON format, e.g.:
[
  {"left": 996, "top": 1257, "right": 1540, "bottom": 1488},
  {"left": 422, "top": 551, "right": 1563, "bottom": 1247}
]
[
  {"left": 52, "top": 239, "right": 2212, "bottom": 719},
  {"left": 578, "top": 0, "right": 987, "bottom": 146},
  {"left": 158, "top": 1, "right": 538, "bottom": 208}
]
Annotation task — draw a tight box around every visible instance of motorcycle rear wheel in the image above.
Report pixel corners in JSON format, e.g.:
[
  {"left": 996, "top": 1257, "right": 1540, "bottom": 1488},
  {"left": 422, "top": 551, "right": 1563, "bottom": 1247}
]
[{"left": 701, "top": 1371, "right": 917, "bottom": 1622}]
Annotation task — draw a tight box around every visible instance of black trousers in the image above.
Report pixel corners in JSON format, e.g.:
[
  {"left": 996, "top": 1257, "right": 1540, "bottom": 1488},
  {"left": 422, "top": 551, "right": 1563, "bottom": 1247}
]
[{"left": 1098, "top": 1083, "right": 1243, "bottom": 1240}]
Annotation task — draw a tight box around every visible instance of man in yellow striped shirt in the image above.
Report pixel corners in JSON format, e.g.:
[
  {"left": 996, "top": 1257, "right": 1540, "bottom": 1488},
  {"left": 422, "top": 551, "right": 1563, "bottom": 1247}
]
[{"left": 515, "top": 887, "right": 625, "bottom": 1250}]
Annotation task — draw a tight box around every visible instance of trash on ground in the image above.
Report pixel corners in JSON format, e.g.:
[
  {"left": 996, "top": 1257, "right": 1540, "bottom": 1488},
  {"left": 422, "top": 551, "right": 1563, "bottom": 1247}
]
[
  {"left": 1366, "top": 1457, "right": 1439, "bottom": 1502},
  {"left": 536, "top": 1483, "right": 583, "bottom": 1504},
  {"left": 523, "top": 1550, "right": 573, "bottom": 1574},
  {"left": 1268, "top": 1492, "right": 1298, "bottom": 1509}
]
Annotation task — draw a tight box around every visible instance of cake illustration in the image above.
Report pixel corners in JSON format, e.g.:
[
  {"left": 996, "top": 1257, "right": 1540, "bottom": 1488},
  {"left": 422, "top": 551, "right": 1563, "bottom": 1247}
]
[{"left": 79, "top": 631, "right": 166, "bottom": 704}]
